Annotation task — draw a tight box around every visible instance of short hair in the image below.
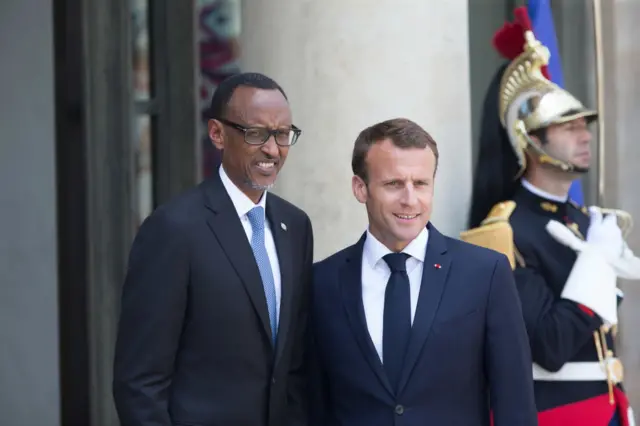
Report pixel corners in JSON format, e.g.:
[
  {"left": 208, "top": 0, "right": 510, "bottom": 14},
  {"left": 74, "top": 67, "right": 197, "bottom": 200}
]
[
  {"left": 351, "top": 118, "right": 439, "bottom": 182},
  {"left": 208, "top": 72, "right": 288, "bottom": 119},
  {"left": 529, "top": 127, "right": 549, "bottom": 145}
]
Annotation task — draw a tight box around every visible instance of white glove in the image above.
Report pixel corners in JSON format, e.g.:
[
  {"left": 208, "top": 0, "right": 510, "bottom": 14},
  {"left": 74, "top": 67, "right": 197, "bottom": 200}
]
[
  {"left": 551, "top": 208, "right": 640, "bottom": 276},
  {"left": 586, "top": 207, "right": 624, "bottom": 256},
  {"left": 546, "top": 219, "right": 618, "bottom": 325},
  {"left": 585, "top": 207, "right": 640, "bottom": 279},
  {"left": 613, "top": 241, "right": 640, "bottom": 280}
]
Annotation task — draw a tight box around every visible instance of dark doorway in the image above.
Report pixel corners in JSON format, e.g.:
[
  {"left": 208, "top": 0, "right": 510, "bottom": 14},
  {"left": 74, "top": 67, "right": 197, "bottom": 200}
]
[{"left": 53, "top": 0, "right": 91, "bottom": 424}]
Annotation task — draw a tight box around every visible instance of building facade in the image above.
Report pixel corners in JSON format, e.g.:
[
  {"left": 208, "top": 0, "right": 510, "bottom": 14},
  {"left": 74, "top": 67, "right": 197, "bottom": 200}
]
[{"left": 1, "top": 0, "right": 639, "bottom": 425}]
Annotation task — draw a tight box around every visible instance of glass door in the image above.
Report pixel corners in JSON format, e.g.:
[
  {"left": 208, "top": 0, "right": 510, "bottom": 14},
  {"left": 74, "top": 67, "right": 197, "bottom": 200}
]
[
  {"left": 132, "top": 0, "right": 199, "bottom": 226},
  {"left": 196, "top": 0, "right": 242, "bottom": 179},
  {"left": 132, "top": 0, "right": 154, "bottom": 226}
]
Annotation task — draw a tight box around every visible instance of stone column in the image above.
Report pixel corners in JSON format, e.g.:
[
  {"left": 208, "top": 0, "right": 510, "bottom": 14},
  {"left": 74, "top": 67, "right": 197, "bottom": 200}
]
[
  {"left": 611, "top": 0, "right": 640, "bottom": 410},
  {"left": 241, "top": 0, "right": 473, "bottom": 260},
  {"left": 0, "top": 0, "right": 59, "bottom": 424}
]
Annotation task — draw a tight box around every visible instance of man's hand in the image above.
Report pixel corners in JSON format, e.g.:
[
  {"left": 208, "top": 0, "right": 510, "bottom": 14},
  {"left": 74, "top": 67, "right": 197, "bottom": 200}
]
[
  {"left": 586, "top": 207, "right": 624, "bottom": 257},
  {"left": 545, "top": 215, "right": 619, "bottom": 325},
  {"left": 586, "top": 207, "right": 640, "bottom": 280}
]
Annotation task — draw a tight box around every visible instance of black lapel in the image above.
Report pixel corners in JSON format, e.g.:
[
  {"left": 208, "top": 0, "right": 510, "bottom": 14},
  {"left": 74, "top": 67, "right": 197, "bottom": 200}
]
[
  {"left": 339, "top": 234, "right": 394, "bottom": 398},
  {"left": 398, "top": 223, "right": 450, "bottom": 393},
  {"left": 201, "top": 174, "right": 273, "bottom": 344},
  {"left": 266, "top": 196, "right": 294, "bottom": 363}
]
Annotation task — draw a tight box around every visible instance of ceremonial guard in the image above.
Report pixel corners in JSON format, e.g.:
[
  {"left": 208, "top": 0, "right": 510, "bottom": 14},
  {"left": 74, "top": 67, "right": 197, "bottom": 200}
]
[{"left": 462, "top": 7, "right": 640, "bottom": 426}]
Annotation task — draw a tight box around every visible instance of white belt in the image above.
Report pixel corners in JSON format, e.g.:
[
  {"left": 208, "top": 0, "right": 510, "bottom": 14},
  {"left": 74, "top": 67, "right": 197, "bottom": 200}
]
[{"left": 532, "top": 361, "right": 608, "bottom": 381}]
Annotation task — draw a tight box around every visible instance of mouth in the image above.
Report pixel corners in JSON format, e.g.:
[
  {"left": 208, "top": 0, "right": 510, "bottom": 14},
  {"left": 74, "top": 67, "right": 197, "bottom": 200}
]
[
  {"left": 254, "top": 160, "right": 278, "bottom": 174},
  {"left": 574, "top": 152, "right": 591, "bottom": 163},
  {"left": 393, "top": 213, "right": 420, "bottom": 222}
]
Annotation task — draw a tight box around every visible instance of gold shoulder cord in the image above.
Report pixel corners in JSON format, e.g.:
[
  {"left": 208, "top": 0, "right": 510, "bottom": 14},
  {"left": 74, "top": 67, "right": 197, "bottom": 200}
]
[
  {"left": 594, "top": 326, "right": 623, "bottom": 405},
  {"left": 514, "top": 246, "right": 526, "bottom": 268}
]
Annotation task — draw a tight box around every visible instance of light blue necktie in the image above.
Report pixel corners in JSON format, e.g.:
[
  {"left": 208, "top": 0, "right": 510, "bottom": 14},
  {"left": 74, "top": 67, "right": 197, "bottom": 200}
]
[{"left": 246, "top": 206, "right": 278, "bottom": 345}]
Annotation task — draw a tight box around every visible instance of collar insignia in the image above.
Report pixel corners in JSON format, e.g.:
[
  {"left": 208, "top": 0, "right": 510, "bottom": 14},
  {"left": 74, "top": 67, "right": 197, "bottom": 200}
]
[{"left": 540, "top": 201, "right": 558, "bottom": 213}]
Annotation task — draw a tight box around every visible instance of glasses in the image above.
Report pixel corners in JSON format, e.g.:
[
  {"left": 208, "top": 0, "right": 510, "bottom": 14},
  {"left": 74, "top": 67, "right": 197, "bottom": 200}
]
[{"left": 217, "top": 118, "right": 302, "bottom": 147}]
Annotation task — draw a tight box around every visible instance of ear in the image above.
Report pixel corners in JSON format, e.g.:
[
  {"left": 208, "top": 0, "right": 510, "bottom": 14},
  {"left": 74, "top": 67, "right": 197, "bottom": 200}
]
[
  {"left": 352, "top": 175, "right": 368, "bottom": 204},
  {"left": 528, "top": 132, "right": 543, "bottom": 148},
  {"left": 208, "top": 119, "right": 225, "bottom": 150}
]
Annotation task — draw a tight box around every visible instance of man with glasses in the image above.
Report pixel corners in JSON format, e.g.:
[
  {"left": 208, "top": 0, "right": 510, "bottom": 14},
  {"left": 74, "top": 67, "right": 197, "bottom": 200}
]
[{"left": 113, "top": 72, "right": 313, "bottom": 426}]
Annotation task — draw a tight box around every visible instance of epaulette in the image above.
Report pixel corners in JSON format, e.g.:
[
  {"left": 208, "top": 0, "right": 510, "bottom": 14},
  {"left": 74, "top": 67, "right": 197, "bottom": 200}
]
[{"left": 460, "top": 201, "right": 523, "bottom": 270}]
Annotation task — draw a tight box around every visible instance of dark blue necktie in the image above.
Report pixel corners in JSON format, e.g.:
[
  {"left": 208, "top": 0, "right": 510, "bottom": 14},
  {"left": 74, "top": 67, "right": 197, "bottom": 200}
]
[{"left": 382, "top": 252, "right": 411, "bottom": 392}]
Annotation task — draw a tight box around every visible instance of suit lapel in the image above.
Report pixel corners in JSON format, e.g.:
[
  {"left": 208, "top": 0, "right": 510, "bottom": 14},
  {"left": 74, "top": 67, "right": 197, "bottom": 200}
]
[
  {"left": 266, "top": 197, "right": 294, "bottom": 363},
  {"left": 398, "top": 223, "right": 450, "bottom": 392},
  {"left": 202, "top": 175, "right": 273, "bottom": 344},
  {"left": 339, "top": 235, "right": 394, "bottom": 398}
]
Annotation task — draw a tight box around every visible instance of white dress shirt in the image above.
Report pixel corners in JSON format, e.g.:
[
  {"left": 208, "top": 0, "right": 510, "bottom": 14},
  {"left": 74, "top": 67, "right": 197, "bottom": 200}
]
[
  {"left": 219, "top": 166, "right": 281, "bottom": 319},
  {"left": 361, "top": 226, "right": 429, "bottom": 362}
]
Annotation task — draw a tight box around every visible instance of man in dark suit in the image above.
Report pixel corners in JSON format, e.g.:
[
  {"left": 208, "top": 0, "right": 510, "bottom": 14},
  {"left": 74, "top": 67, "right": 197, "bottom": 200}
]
[
  {"left": 113, "top": 72, "right": 313, "bottom": 426},
  {"left": 310, "top": 118, "right": 537, "bottom": 426}
]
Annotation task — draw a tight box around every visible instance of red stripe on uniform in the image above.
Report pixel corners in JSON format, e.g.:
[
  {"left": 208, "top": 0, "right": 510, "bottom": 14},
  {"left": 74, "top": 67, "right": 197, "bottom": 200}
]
[
  {"left": 578, "top": 304, "right": 595, "bottom": 316},
  {"left": 537, "top": 393, "right": 615, "bottom": 426},
  {"left": 490, "top": 389, "right": 631, "bottom": 426},
  {"left": 614, "top": 387, "right": 631, "bottom": 426}
]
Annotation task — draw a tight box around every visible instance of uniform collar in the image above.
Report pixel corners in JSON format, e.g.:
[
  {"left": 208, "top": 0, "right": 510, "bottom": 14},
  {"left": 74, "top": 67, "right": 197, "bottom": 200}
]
[
  {"left": 521, "top": 179, "right": 568, "bottom": 203},
  {"left": 516, "top": 180, "right": 570, "bottom": 221}
]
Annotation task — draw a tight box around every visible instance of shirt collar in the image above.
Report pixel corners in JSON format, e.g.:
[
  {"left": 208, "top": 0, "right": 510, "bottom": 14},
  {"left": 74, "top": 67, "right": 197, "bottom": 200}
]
[
  {"left": 521, "top": 178, "right": 568, "bottom": 203},
  {"left": 219, "top": 165, "right": 267, "bottom": 219},
  {"left": 363, "top": 225, "right": 429, "bottom": 269}
]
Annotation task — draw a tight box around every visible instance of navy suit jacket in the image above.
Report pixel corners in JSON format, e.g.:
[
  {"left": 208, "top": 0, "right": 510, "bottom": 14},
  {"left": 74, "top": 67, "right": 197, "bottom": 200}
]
[
  {"left": 113, "top": 173, "right": 313, "bottom": 426},
  {"left": 309, "top": 223, "right": 537, "bottom": 426}
]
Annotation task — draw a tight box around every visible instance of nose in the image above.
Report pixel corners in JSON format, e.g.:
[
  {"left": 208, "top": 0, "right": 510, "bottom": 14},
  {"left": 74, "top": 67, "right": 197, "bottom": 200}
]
[
  {"left": 575, "top": 122, "right": 592, "bottom": 145},
  {"left": 400, "top": 184, "right": 418, "bottom": 206},
  {"left": 581, "top": 127, "right": 592, "bottom": 145},
  {"left": 260, "top": 134, "right": 280, "bottom": 157}
]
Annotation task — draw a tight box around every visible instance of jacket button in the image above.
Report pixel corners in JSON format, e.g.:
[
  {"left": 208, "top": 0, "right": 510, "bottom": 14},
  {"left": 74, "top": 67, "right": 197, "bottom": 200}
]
[
  {"left": 272, "top": 377, "right": 276, "bottom": 384},
  {"left": 395, "top": 405, "right": 404, "bottom": 415}
]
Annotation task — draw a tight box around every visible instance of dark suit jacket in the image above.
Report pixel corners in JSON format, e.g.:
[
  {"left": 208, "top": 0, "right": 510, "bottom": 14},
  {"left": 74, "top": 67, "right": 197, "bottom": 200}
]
[
  {"left": 310, "top": 223, "right": 537, "bottom": 426},
  {"left": 113, "top": 172, "right": 313, "bottom": 426}
]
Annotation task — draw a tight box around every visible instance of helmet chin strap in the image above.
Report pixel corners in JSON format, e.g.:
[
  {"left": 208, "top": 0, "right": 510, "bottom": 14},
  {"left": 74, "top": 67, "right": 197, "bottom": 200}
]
[{"left": 536, "top": 150, "right": 589, "bottom": 174}]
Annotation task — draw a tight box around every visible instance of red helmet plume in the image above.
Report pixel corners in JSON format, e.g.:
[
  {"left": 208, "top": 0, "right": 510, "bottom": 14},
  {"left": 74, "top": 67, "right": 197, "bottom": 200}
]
[{"left": 491, "top": 6, "right": 549, "bottom": 79}]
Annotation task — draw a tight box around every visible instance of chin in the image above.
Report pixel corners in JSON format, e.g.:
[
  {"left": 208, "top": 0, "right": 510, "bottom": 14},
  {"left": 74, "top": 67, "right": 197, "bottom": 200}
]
[
  {"left": 245, "top": 175, "right": 277, "bottom": 191},
  {"left": 570, "top": 164, "right": 590, "bottom": 175},
  {"left": 572, "top": 156, "right": 591, "bottom": 169},
  {"left": 393, "top": 227, "right": 423, "bottom": 244},
  {"left": 250, "top": 181, "right": 275, "bottom": 191}
]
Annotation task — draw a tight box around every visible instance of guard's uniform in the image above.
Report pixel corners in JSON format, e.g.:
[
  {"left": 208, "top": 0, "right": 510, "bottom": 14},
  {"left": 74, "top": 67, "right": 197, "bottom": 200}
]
[
  {"left": 461, "top": 6, "right": 638, "bottom": 426},
  {"left": 509, "top": 186, "right": 629, "bottom": 425}
]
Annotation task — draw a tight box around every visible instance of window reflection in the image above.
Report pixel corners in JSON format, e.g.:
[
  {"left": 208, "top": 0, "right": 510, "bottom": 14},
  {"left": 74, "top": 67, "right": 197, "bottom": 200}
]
[
  {"left": 197, "top": 0, "right": 242, "bottom": 179},
  {"left": 135, "top": 114, "right": 153, "bottom": 225},
  {"left": 132, "top": 0, "right": 150, "bottom": 100},
  {"left": 132, "top": 0, "right": 153, "bottom": 226}
]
